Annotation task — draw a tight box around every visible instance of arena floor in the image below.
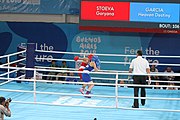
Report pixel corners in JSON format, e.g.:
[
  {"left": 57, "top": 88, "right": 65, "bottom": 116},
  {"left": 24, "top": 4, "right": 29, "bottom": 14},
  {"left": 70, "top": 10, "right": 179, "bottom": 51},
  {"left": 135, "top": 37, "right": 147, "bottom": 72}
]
[{"left": 0, "top": 82, "right": 180, "bottom": 120}]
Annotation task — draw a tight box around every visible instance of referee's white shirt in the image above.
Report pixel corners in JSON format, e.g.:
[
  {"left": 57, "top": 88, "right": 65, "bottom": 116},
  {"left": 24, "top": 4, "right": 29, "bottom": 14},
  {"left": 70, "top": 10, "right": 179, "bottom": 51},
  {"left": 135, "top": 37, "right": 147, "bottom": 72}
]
[{"left": 129, "top": 56, "right": 150, "bottom": 74}]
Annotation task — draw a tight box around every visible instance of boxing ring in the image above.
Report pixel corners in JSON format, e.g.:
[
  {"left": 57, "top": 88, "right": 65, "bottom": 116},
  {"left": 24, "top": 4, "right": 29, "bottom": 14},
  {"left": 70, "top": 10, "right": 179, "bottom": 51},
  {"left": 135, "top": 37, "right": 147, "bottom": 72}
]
[{"left": 0, "top": 47, "right": 180, "bottom": 120}]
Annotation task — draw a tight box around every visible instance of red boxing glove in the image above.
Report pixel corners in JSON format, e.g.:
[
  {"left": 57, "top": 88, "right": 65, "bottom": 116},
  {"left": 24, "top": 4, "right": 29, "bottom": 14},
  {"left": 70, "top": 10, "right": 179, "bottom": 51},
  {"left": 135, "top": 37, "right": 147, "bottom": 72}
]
[
  {"left": 74, "top": 56, "right": 79, "bottom": 61},
  {"left": 88, "top": 54, "right": 93, "bottom": 60}
]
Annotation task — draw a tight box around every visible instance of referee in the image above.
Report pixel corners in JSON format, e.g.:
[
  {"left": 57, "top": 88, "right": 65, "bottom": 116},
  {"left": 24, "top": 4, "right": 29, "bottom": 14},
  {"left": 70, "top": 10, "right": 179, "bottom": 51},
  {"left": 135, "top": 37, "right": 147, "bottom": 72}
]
[{"left": 129, "top": 50, "right": 151, "bottom": 108}]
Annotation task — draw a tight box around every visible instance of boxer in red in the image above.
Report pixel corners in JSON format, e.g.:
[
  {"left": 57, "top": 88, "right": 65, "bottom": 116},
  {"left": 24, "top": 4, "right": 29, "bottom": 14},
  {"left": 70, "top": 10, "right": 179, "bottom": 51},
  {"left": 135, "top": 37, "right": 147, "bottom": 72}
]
[{"left": 74, "top": 56, "right": 89, "bottom": 94}]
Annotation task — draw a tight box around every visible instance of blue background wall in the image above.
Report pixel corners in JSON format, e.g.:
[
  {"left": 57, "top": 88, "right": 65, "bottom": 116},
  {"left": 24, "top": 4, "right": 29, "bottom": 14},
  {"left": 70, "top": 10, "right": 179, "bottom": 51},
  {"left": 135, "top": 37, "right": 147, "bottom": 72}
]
[{"left": 0, "top": 22, "right": 180, "bottom": 72}]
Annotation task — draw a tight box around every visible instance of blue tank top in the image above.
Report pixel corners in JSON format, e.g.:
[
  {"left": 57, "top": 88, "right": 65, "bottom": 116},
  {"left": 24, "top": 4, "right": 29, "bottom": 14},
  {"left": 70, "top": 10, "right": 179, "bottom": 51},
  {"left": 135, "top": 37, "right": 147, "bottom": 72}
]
[{"left": 84, "top": 64, "right": 94, "bottom": 72}]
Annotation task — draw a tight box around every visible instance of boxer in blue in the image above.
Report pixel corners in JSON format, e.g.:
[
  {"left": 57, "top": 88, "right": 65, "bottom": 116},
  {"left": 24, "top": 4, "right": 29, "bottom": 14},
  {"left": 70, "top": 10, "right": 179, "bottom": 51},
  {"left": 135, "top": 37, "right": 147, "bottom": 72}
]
[{"left": 80, "top": 55, "right": 100, "bottom": 98}]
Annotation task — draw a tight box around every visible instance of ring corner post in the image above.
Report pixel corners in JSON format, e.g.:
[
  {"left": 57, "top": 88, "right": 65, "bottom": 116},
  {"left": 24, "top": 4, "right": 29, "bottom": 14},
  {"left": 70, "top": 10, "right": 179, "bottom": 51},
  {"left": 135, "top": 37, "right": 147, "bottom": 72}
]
[{"left": 25, "top": 43, "right": 35, "bottom": 79}]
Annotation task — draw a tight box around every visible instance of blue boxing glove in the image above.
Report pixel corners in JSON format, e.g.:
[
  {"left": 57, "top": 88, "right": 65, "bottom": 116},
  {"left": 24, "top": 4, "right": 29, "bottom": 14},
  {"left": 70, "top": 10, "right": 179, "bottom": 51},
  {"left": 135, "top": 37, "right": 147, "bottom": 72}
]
[{"left": 91, "top": 55, "right": 101, "bottom": 69}]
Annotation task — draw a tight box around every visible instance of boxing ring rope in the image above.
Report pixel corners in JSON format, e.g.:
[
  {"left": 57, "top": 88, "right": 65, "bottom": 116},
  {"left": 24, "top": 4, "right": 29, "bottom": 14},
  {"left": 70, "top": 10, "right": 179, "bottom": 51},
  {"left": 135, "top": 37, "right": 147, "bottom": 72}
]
[
  {"left": 0, "top": 50, "right": 180, "bottom": 112},
  {"left": 32, "top": 66, "right": 180, "bottom": 84},
  {"left": 34, "top": 67, "right": 179, "bottom": 85},
  {"left": 0, "top": 50, "right": 26, "bottom": 85},
  {"left": 1, "top": 58, "right": 26, "bottom": 67},
  {"left": 35, "top": 66, "right": 128, "bottom": 73},
  {"left": 0, "top": 50, "right": 26, "bottom": 59},
  {"left": 36, "top": 50, "right": 180, "bottom": 58},
  {"left": 1, "top": 73, "right": 180, "bottom": 88},
  {"left": 1, "top": 72, "right": 180, "bottom": 95},
  {"left": 36, "top": 57, "right": 180, "bottom": 66},
  {"left": 36, "top": 50, "right": 180, "bottom": 67}
]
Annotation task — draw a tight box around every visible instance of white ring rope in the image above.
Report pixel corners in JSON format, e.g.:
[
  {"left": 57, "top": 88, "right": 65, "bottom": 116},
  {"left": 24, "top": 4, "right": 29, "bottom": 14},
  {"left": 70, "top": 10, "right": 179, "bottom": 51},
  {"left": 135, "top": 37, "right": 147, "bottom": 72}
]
[
  {"left": 1, "top": 66, "right": 180, "bottom": 77},
  {"left": 35, "top": 50, "right": 180, "bottom": 67},
  {"left": 35, "top": 66, "right": 128, "bottom": 73},
  {"left": 1, "top": 76, "right": 180, "bottom": 89},
  {"left": 34, "top": 66, "right": 180, "bottom": 83},
  {"left": 36, "top": 50, "right": 180, "bottom": 58},
  {"left": 0, "top": 68, "right": 18, "bottom": 77},
  {"left": 0, "top": 50, "right": 26, "bottom": 59},
  {"left": 41, "top": 74, "right": 180, "bottom": 84},
  {"left": 0, "top": 70, "right": 25, "bottom": 86},
  {"left": 35, "top": 58, "right": 180, "bottom": 66},
  {"left": 38, "top": 70, "right": 180, "bottom": 83},
  {"left": 0, "top": 58, "right": 26, "bottom": 67}
]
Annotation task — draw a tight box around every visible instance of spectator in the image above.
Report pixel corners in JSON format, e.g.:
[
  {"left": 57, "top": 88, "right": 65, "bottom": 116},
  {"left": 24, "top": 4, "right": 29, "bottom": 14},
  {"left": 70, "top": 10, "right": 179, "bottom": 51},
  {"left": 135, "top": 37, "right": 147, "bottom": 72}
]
[
  {"left": 164, "top": 67, "right": 175, "bottom": 80},
  {"left": 66, "top": 72, "right": 78, "bottom": 83},
  {"left": 47, "top": 60, "right": 58, "bottom": 80},
  {"left": 175, "top": 70, "right": 180, "bottom": 90},
  {"left": 163, "top": 67, "right": 176, "bottom": 90},
  {"left": 150, "top": 64, "right": 159, "bottom": 89},
  {"left": 56, "top": 61, "right": 68, "bottom": 81}
]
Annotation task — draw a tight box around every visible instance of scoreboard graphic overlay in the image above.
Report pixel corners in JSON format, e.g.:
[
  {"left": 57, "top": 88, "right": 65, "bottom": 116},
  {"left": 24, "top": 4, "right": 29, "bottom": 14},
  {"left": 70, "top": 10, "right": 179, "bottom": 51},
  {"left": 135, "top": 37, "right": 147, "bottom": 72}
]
[{"left": 80, "top": 0, "right": 180, "bottom": 34}]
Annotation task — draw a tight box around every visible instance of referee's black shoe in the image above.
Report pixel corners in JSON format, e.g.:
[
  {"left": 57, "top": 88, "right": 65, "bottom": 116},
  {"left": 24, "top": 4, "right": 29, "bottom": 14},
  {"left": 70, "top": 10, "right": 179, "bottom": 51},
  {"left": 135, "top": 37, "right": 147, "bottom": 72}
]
[{"left": 132, "top": 105, "right": 139, "bottom": 108}]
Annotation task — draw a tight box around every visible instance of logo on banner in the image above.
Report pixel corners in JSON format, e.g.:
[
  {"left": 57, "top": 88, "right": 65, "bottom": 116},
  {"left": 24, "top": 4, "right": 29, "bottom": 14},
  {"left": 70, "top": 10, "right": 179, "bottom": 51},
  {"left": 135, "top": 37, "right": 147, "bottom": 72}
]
[{"left": 124, "top": 46, "right": 160, "bottom": 66}]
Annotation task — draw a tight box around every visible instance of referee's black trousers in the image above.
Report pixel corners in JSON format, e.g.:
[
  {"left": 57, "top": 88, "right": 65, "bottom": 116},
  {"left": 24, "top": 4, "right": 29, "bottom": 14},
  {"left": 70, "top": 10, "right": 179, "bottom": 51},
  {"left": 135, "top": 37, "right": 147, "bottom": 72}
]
[{"left": 133, "top": 76, "right": 147, "bottom": 108}]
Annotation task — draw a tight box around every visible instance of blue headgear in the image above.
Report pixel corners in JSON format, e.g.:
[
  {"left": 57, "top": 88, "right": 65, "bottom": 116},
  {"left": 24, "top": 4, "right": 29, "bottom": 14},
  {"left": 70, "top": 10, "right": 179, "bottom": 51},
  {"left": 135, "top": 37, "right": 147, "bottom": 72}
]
[{"left": 91, "top": 55, "right": 101, "bottom": 69}]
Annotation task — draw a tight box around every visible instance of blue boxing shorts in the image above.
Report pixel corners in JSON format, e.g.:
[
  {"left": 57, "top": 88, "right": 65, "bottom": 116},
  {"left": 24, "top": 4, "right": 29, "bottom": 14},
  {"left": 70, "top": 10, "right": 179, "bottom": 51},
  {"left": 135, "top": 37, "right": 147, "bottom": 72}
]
[{"left": 82, "top": 73, "right": 92, "bottom": 82}]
